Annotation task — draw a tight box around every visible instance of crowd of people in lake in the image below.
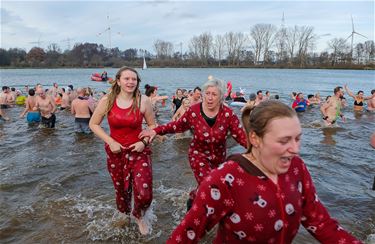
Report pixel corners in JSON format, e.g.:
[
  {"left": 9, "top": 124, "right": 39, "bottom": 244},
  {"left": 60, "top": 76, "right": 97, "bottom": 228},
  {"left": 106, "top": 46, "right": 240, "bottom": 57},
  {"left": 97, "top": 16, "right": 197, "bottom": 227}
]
[{"left": 1, "top": 66, "right": 374, "bottom": 242}]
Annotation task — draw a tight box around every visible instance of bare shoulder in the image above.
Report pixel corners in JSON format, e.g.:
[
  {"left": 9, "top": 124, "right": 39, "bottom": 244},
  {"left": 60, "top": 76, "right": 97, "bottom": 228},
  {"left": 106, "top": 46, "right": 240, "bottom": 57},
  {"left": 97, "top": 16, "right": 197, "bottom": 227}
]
[{"left": 141, "top": 94, "right": 151, "bottom": 106}]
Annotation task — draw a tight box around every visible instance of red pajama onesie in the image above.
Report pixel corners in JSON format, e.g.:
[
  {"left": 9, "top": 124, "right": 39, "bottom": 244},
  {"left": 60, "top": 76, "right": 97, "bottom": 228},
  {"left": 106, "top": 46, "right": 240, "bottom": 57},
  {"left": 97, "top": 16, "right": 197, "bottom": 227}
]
[
  {"left": 154, "top": 103, "right": 247, "bottom": 197},
  {"left": 167, "top": 154, "right": 361, "bottom": 244},
  {"left": 106, "top": 100, "right": 152, "bottom": 218}
]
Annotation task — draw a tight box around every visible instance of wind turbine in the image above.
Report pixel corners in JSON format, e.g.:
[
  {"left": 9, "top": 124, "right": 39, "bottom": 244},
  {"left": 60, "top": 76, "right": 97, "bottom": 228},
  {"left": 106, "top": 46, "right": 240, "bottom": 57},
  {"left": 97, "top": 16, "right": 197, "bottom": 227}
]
[
  {"left": 97, "top": 15, "right": 124, "bottom": 49},
  {"left": 29, "top": 35, "right": 43, "bottom": 48},
  {"left": 345, "top": 15, "right": 367, "bottom": 59},
  {"left": 61, "top": 38, "right": 75, "bottom": 50}
]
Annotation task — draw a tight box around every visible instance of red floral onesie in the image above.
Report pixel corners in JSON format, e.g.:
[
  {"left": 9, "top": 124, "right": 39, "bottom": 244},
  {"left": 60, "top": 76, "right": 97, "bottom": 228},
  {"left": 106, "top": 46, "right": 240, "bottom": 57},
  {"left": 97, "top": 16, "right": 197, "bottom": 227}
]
[
  {"left": 106, "top": 100, "right": 152, "bottom": 218},
  {"left": 154, "top": 103, "right": 247, "bottom": 195},
  {"left": 167, "top": 154, "right": 361, "bottom": 244}
]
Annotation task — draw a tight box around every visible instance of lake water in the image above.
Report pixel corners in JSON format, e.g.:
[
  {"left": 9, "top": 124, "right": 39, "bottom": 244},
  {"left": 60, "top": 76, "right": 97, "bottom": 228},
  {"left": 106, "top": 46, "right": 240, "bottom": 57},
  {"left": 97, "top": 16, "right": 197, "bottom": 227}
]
[{"left": 1, "top": 68, "right": 374, "bottom": 243}]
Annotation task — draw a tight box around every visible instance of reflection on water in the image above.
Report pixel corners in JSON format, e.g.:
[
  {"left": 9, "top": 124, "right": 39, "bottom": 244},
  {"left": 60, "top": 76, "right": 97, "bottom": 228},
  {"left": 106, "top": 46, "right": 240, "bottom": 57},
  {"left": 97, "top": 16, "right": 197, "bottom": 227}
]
[
  {"left": 321, "top": 127, "right": 343, "bottom": 145},
  {"left": 1, "top": 68, "right": 374, "bottom": 243}
]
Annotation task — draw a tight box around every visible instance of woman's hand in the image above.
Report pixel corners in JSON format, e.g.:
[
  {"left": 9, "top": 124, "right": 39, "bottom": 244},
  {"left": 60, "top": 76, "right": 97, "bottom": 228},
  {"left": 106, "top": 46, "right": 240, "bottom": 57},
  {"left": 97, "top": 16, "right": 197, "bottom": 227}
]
[
  {"left": 108, "top": 140, "right": 125, "bottom": 153},
  {"left": 127, "top": 141, "right": 145, "bottom": 152},
  {"left": 139, "top": 129, "right": 157, "bottom": 142}
]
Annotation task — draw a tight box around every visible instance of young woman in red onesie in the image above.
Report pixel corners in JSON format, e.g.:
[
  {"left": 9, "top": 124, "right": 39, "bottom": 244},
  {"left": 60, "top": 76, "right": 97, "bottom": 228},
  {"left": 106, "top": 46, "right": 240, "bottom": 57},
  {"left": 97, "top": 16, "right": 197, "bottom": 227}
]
[
  {"left": 89, "top": 67, "right": 155, "bottom": 235},
  {"left": 167, "top": 100, "right": 361, "bottom": 244},
  {"left": 139, "top": 78, "right": 247, "bottom": 209}
]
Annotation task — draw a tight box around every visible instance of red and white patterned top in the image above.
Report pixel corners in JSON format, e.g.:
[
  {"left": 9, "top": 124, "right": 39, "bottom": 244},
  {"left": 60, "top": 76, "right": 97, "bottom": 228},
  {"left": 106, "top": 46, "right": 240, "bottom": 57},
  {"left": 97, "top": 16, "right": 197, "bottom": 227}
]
[{"left": 167, "top": 154, "right": 362, "bottom": 244}]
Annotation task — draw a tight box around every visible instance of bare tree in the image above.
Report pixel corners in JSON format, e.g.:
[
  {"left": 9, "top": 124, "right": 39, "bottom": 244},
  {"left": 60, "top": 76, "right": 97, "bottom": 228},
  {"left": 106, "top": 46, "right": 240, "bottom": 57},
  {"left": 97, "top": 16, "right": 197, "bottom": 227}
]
[
  {"left": 153, "top": 39, "right": 174, "bottom": 59},
  {"left": 234, "top": 32, "right": 248, "bottom": 66},
  {"left": 224, "top": 32, "right": 238, "bottom": 66},
  {"left": 249, "top": 24, "right": 276, "bottom": 65},
  {"left": 188, "top": 32, "right": 213, "bottom": 65},
  {"left": 262, "top": 24, "right": 277, "bottom": 64},
  {"left": 364, "top": 40, "right": 375, "bottom": 63},
  {"left": 275, "top": 26, "right": 288, "bottom": 64},
  {"left": 354, "top": 43, "right": 365, "bottom": 64},
  {"left": 295, "top": 26, "right": 315, "bottom": 67},
  {"left": 213, "top": 34, "right": 226, "bottom": 67},
  {"left": 188, "top": 36, "right": 200, "bottom": 62},
  {"left": 328, "top": 38, "right": 348, "bottom": 66},
  {"left": 250, "top": 24, "right": 265, "bottom": 64},
  {"left": 285, "top": 26, "right": 299, "bottom": 64},
  {"left": 199, "top": 32, "right": 213, "bottom": 64}
]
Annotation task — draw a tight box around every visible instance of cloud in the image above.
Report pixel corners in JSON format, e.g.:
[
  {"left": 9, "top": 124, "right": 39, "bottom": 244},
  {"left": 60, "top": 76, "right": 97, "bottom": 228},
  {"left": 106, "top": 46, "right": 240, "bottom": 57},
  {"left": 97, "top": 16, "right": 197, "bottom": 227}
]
[
  {"left": 0, "top": 8, "right": 22, "bottom": 25},
  {"left": 1, "top": 1, "right": 373, "bottom": 53}
]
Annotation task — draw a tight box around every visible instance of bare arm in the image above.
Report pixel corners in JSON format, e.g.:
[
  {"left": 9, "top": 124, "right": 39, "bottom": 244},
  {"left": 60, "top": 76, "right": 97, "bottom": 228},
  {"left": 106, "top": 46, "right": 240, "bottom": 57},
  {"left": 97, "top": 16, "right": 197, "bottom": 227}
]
[
  {"left": 364, "top": 93, "right": 375, "bottom": 100},
  {"left": 19, "top": 98, "right": 30, "bottom": 118},
  {"left": 71, "top": 100, "right": 76, "bottom": 115},
  {"left": 49, "top": 96, "right": 57, "bottom": 113},
  {"left": 89, "top": 96, "right": 114, "bottom": 144},
  {"left": 153, "top": 95, "right": 169, "bottom": 103},
  {"left": 143, "top": 95, "right": 157, "bottom": 130},
  {"left": 344, "top": 85, "right": 355, "bottom": 98},
  {"left": 172, "top": 106, "right": 183, "bottom": 121},
  {"left": 33, "top": 97, "right": 40, "bottom": 111},
  {"left": 320, "top": 99, "right": 331, "bottom": 117}
]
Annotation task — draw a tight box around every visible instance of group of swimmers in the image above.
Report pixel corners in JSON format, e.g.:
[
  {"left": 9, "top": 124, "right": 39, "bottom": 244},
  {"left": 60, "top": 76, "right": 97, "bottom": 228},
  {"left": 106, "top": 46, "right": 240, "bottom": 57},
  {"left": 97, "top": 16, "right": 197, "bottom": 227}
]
[
  {"left": 1, "top": 69, "right": 374, "bottom": 241},
  {"left": 89, "top": 67, "right": 369, "bottom": 241},
  {"left": 0, "top": 83, "right": 106, "bottom": 133}
]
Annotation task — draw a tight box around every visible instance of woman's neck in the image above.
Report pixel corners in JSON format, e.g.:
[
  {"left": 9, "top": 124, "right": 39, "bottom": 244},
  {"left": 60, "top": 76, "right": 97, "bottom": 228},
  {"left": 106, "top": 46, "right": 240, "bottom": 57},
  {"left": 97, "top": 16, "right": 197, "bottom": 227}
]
[
  {"left": 244, "top": 150, "right": 278, "bottom": 184},
  {"left": 202, "top": 102, "right": 220, "bottom": 117},
  {"left": 118, "top": 90, "right": 134, "bottom": 101}
]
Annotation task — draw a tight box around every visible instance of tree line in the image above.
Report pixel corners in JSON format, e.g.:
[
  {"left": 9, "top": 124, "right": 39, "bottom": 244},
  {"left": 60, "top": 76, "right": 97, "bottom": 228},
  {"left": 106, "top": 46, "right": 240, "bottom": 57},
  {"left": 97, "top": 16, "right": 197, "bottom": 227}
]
[{"left": 1, "top": 23, "right": 374, "bottom": 69}]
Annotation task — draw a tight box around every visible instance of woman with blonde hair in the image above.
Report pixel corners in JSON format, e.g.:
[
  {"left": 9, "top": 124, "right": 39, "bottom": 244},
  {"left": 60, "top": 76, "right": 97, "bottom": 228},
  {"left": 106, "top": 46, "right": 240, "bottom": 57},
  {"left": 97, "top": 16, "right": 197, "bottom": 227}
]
[
  {"left": 140, "top": 77, "right": 247, "bottom": 210},
  {"left": 89, "top": 66, "right": 156, "bottom": 235}
]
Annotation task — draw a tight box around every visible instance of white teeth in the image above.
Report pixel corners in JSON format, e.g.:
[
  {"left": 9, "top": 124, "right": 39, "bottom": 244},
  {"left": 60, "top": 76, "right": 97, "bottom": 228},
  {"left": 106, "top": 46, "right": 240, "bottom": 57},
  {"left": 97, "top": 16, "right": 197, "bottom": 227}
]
[{"left": 281, "top": 157, "right": 291, "bottom": 163}]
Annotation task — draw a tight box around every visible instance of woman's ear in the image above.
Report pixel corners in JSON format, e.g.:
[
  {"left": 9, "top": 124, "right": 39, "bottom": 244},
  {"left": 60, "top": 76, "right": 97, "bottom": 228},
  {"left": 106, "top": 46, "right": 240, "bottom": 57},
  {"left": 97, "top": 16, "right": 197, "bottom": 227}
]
[{"left": 248, "top": 131, "right": 260, "bottom": 148}]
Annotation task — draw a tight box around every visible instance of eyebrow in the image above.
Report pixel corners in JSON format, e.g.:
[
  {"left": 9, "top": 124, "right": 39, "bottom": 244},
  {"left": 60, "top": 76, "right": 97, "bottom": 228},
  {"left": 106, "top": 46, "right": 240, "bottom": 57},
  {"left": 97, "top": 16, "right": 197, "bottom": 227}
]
[{"left": 279, "top": 133, "right": 302, "bottom": 139}]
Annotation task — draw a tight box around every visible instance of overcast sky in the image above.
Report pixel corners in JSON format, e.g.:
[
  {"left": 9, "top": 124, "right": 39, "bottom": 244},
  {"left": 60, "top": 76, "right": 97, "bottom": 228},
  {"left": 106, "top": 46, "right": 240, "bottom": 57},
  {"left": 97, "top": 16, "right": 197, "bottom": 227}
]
[{"left": 1, "top": 0, "right": 374, "bottom": 53}]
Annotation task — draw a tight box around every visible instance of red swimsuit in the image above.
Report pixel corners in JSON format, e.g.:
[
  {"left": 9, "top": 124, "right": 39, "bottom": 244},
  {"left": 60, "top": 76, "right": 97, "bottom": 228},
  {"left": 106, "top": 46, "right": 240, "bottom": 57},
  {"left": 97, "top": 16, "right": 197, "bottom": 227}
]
[{"left": 106, "top": 100, "right": 152, "bottom": 218}]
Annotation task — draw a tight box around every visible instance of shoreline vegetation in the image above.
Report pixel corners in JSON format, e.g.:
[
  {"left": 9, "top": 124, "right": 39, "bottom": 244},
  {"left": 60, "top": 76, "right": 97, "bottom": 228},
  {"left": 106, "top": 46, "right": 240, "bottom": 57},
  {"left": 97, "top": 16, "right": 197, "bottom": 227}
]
[
  {"left": 1, "top": 24, "right": 374, "bottom": 71},
  {"left": 1, "top": 64, "right": 374, "bottom": 70}
]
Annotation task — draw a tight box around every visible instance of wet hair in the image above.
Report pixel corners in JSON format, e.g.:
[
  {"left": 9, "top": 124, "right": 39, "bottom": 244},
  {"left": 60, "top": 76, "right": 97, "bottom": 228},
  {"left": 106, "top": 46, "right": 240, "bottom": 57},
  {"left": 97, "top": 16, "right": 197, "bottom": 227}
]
[
  {"left": 11, "top": 87, "right": 16, "bottom": 92},
  {"left": 292, "top": 92, "right": 297, "bottom": 96},
  {"left": 274, "top": 95, "right": 279, "bottom": 100},
  {"left": 145, "top": 84, "right": 157, "bottom": 97},
  {"left": 176, "top": 88, "right": 182, "bottom": 95},
  {"left": 357, "top": 90, "right": 364, "bottom": 95},
  {"left": 242, "top": 100, "right": 296, "bottom": 153},
  {"left": 249, "top": 93, "right": 256, "bottom": 101},
  {"left": 257, "top": 90, "right": 262, "bottom": 95},
  {"left": 68, "top": 85, "right": 74, "bottom": 90},
  {"left": 85, "top": 87, "right": 93, "bottom": 96},
  {"left": 266, "top": 91, "right": 270, "bottom": 95},
  {"left": 28, "top": 89, "right": 35, "bottom": 96},
  {"left": 106, "top": 66, "right": 141, "bottom": 114},
  {"left": 325, "top": 95, "right": 331, "bottom": 101},
  {"left": 371, "top": 89, "right": 375, "bottom": 95},
  {"left": 334, "top": 86, "right": 343, "bottom": 94},
  {"left": 307, "top": 94, "right": 314, "bottom": 99},
  {"left": 201, "top": 78, "right": 226, "bottom": 102},
  {"left": 2, "top": 86, "right": 8, "bottom": 91}
]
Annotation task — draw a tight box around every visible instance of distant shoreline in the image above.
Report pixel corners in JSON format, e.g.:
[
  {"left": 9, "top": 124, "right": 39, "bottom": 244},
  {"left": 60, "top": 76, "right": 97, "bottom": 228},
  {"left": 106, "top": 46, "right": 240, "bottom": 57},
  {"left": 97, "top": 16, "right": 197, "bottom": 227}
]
[{"left": 1, "top": 65, "right": 374, "bottom": 70}]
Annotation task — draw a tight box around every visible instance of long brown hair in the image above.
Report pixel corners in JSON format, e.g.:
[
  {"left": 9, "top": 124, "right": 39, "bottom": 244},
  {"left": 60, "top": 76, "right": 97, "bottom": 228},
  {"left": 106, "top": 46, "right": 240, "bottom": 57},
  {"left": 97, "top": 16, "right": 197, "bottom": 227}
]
[
  {"left": 105, "top": 66, "right": 141, "bottom": 114},
  {"left": 241, "top": 100, "right": 296, "bottom": 153}
]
